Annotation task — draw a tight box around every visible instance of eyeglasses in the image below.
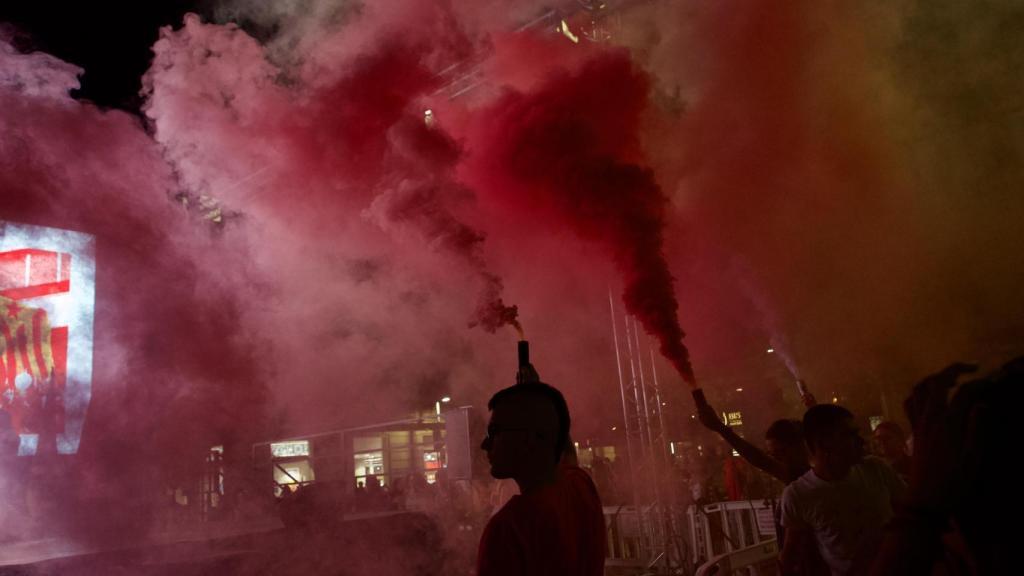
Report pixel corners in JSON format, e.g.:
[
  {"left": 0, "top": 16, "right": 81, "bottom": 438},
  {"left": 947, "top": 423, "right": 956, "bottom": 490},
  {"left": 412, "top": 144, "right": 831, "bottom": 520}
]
[{"left": 484, "top": 425, "right": 532, "bottom": 442}]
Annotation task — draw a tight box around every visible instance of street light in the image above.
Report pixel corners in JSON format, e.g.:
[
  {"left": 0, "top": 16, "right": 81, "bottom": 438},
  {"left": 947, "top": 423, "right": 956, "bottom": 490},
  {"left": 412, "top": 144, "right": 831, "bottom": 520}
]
[{"left": 435, "top": 396, "right": 452, "bottom": 417}]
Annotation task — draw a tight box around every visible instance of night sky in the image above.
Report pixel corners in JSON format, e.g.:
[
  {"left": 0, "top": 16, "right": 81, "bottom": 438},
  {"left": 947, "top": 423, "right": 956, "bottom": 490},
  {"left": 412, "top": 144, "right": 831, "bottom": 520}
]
[{"left": 1, "top": 2, "right": 208, "bottom": 110}]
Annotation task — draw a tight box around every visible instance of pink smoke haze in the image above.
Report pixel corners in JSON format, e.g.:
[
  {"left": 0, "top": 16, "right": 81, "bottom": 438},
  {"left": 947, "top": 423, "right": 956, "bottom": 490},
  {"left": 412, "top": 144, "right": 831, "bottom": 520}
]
[
  {"left": 2, "top": 0, "right": 1023, "bottom": 570},
  {"left": 1, "top": 34, "right": 269, "bottom": 544}
]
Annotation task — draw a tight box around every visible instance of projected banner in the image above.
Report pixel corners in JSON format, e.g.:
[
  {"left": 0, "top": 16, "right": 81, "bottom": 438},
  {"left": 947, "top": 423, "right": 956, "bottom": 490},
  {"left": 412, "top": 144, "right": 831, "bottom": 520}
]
[{"left": 0, "top": 222, "right": 95, "bottom": 456}]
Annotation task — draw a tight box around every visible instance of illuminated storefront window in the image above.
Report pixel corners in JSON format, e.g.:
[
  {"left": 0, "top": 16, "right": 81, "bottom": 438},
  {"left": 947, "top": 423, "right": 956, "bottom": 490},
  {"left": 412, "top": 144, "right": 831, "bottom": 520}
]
[
  {"left": 353, "top": 434, "right": 386, "bottom": 487},
  {"left": 575, "top": 445, "right": 616, "bottom": 468},
  {"left": 255, "top": 414, "right": 463, "bottom": 498},
  {"left": 354, "top": 450, "right": 383, "bottom": 476},
  {"left": 351, "top": 427, "right": 448, "bottom": 488},
  {"left": 274, "top": 460, "right": 315, "bottom": 495}
]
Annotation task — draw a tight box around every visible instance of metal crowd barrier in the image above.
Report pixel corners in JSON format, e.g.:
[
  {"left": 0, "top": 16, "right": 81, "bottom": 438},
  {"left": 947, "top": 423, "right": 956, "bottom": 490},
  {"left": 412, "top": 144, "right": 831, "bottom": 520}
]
[
  {"left": 689, "top": 499, "right": 779, "bottom": 576},
  {"left": 601, "top": 499, "right": 781, "bottom": 575}
]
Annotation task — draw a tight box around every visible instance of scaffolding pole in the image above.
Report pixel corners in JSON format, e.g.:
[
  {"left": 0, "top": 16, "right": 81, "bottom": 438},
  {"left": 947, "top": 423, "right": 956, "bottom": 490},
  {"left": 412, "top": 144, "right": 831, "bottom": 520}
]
[
  {"left": 609, "top": 294, "right": 689, "bottom": 574},
  {"left": 609, "top": 290, "right": 640, "bottom": 512}
]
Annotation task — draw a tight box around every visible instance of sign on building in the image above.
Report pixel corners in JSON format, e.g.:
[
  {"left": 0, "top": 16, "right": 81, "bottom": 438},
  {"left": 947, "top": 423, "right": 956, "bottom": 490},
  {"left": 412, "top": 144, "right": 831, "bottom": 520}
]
[{"left": 271, "top": 440, "right": 310, "bottom": 458}]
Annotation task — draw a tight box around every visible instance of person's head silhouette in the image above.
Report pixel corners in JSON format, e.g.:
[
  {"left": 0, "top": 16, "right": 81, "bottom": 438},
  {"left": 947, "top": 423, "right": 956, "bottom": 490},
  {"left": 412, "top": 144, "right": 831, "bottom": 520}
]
[
  {"left": 765, "top": 418, "right": 808, "bottom": 476},
  {"left": 803, "top": 404, "right": 865, "bottom": 480},
  {"left": 481, "top": 382, "right": 570, "bottom": 494}
]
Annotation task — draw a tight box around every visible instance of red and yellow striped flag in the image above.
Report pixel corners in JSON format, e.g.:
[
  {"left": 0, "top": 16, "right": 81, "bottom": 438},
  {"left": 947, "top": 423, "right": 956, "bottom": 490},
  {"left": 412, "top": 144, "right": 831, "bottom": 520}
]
[{"left": 0, "top": 294, "right": 53, "bottom": 393}]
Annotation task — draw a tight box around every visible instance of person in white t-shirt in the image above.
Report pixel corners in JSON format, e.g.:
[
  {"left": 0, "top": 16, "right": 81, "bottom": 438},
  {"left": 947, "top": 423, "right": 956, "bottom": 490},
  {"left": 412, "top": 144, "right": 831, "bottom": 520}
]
[{"left": 780, "top": 404, "right": 906, "bottom": 575}]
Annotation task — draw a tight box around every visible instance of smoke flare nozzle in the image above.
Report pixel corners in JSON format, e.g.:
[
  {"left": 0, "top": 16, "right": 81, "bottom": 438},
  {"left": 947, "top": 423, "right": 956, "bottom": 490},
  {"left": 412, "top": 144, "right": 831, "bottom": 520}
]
[{"left": 515, "top": 340, "right": 540, "bottom": 385}]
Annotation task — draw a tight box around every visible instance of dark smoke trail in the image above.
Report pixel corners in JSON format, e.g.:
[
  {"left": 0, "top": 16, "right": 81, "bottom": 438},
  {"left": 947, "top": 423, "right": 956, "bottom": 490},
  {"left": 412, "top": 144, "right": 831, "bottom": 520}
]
[
  {"left": 467, "top": 49, "right": 695, "bottom": 384},
  {"left": 471, "top": 272, "right": 523, "bottom": 337},
  {"left": 365, "top": 106, "right": 522, "bottom": 336}
]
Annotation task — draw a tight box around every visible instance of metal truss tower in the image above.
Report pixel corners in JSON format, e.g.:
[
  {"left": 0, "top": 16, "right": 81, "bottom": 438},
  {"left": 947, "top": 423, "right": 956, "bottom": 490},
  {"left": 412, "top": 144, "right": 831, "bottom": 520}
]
[{"left": 609, "top": 291, "right": 689, "bottom": 574}]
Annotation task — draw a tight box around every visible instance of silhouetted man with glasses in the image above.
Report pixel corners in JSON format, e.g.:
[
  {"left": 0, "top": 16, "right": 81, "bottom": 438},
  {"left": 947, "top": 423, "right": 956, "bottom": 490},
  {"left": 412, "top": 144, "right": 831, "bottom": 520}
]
[{"left": 477, "top": 382, "right": 605, "bottom": 576}]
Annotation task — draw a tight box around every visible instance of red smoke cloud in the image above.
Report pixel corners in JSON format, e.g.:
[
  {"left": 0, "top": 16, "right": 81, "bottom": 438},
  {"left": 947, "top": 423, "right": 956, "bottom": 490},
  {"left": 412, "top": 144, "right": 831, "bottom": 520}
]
[
  {"left": 146, "top": 16, "right": 521, "bottom": 339},
  {"left": 464, "top": 47, "right": 695, "bottom": 384},
  {"left": 286, "top": 41, "right": 439, "bottom": 188}
]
